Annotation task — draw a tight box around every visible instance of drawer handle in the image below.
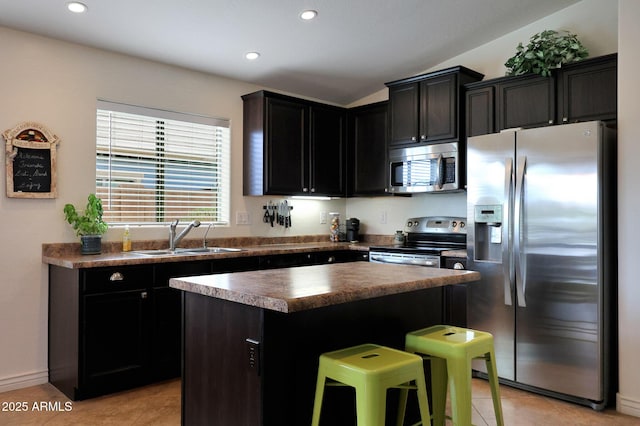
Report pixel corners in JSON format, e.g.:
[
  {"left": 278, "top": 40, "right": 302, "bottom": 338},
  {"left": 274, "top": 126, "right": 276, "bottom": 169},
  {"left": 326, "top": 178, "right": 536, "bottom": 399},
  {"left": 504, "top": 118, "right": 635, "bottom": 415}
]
[{"left": 109, "top": 272, "right": 124, "bottom": 281}]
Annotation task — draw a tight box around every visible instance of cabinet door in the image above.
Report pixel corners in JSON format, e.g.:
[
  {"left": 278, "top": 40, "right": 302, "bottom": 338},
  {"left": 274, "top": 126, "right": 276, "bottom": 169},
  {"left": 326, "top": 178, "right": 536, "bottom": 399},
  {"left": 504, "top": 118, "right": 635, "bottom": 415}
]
[
  {"left": 420, "top": 74, "right": 457, "bottom": 142},
  {"left": 82, "top": 288, "right": 150, "bottom": 395},
  {"left": 348, "top": 102, "right": 388, "bottom": 196},
  {"left": 558, "top": 58, "right": 617, "bottom": 123},
  {"left": 466, "top": 86, "right": 495, "bottom": 137},
  {"left": 265, "top": 97, "right": 306, "bottom": 194},
  {"left": 498, "top": 76, "right": 555, "bottom": 130},
  {"left": 388, "top": 83, "right": 419, "bottom": 146},
  {"left": 309, "top": 105, "right": 346, "bottom": 196}
]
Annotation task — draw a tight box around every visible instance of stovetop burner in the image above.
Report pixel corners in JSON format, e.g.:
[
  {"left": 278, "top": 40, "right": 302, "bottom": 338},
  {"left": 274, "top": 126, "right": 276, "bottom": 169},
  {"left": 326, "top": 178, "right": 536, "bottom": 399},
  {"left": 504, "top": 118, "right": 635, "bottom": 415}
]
[{"left": 370, "top": 216, "right": 467, "bottom": 254}]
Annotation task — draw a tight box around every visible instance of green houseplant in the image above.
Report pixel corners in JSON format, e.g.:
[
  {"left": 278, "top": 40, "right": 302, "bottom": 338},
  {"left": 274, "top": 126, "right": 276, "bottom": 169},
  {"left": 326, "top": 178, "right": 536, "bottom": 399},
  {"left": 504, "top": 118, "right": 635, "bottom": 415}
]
[
  {"left": 505, "top": 30, "right": 589, "bottom": 77},
  {"left": 63, "top": 193, "right": 108, "bottom": 255}
]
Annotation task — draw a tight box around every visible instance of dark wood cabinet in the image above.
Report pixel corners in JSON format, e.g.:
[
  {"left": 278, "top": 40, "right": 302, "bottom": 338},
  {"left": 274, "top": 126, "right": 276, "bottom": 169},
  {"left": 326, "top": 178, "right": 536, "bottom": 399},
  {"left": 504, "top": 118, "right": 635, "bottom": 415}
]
[
  {"left": 466, "top": 86, "right": 495, "bottom": 137},
  {"left": 557, "top": 53, "right": 617, "bottom": 124},
  {"left": 242, "top": 90, "right": 346, "bottom": 197},
  {"left": 465, "top": 53, "right": 617, "bottom": 136},
  {"left": 50, "top": 264, "right": 156, "bottom": 400},
  {"left": 347, "top": 101, "right": 389, "bottom": 196},
  {"left": 386, "top": 66, "right": 483, "bottom": 147},
  {"left": 49, "top": 249, "right": 365, "bottom": 400},
  {"left": 498, "top": 75, "right": 555, "bottom": 130}
]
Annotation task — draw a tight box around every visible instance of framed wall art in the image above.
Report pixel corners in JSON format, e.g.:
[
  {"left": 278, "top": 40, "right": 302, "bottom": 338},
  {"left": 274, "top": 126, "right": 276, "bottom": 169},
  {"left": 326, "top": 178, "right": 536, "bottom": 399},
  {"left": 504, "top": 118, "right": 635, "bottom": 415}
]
[{"left": 3, "top": 121, "right": 60, "bottom": 198}]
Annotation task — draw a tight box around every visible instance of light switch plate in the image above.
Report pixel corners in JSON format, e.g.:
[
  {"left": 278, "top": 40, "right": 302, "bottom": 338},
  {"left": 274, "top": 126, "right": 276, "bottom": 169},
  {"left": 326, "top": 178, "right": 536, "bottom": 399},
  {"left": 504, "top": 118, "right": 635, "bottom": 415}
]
[{"left": 236, "top": 211, "right": 250, "bottom": 225}]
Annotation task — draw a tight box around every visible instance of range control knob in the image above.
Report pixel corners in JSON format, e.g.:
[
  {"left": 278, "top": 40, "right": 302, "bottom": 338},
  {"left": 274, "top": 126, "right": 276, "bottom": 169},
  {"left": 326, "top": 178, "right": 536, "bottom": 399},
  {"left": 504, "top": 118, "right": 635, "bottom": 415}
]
[
  {"left": 413, "top": 221, "right": 419, "bottom": 227},
  {"left": 459, "top": 221, "right": 465, "bottom": 228},
  {"left": 407, "top": 221, "right": 413, "bottom": 227},
  {"left": 452, "top": 221, "right": 457, "bottom": 228}
]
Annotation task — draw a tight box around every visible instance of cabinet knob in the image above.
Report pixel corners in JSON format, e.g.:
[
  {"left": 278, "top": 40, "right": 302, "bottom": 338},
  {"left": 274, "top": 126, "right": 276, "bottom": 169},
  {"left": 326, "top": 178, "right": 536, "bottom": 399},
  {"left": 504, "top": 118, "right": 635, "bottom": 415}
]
[
  {"left": 303, "top": 187, "right": 308, "bottom": 192},
  {"left": 310, "top": 188, "right": 315, "bottom": 193},
  {"left": 327, "top": 256, "right": 335, "bottom": 263},
  {"left": 140, "top": 291, "right": 148, "bottom": 299},
  {"left": 548, "top": 119, "right": 554, "bottom": 124},
  {"left": 109, "top": 272, "right": 124, "bottom": 281},
  {"left": 421, "top": 135, "right": 426, "bottom": 140},
  {"left": 563, "top": 117, "right": 568, "bottom": 123},
  {"left": 411, "top": 136, "right": 416, "bottom": 141}
]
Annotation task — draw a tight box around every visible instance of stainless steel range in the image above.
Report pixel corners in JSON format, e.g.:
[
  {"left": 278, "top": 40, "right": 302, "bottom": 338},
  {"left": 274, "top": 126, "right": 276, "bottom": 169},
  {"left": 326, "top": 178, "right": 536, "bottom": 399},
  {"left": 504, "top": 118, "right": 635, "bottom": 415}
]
[{"left": 369, "top": 216, "right": 466, "bottom": 268}]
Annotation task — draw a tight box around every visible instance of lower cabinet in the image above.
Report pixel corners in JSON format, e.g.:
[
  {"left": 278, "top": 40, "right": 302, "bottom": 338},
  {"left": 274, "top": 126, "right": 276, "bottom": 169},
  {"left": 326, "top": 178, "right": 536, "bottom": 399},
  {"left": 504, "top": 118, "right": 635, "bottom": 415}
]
[{"left": 49, "top": 250, "right": 362, "bottom": 400}]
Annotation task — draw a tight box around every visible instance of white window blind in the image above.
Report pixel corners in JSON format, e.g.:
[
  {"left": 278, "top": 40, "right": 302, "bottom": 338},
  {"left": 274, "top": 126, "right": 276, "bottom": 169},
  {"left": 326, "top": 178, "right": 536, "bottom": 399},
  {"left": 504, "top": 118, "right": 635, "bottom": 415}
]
[{"left": 96, "top": 100, "right": 230, "bottom": 225}]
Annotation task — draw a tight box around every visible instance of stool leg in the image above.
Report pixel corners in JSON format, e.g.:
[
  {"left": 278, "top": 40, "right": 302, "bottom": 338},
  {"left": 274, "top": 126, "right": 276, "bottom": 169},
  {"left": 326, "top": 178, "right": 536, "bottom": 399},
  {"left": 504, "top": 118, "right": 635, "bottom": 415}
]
[
  {"left": 355, "top": 385, "right": 386, "bottom": 426},
  {"left": 430, "top": 357, "right": 448, "bottom": 426},
  {"left": 414, "top": 370, "right": 432, "bottom": 426},
  {"left": 484, "top": 352, "right": 504, "bottom": 426},
  {"left": 311, "top": 373, "right": 326, "bottom": 426},
  {"left": 446, "top": 357, "right": 473, "bottom": 426},
  {"left": 395, "top": 385, "right": 409, "bottom": 426}
]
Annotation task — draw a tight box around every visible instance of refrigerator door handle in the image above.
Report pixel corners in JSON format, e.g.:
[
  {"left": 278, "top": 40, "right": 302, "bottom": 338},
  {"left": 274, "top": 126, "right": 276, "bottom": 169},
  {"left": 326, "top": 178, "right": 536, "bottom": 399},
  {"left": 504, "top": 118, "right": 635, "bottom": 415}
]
[
  {"left": 503, "top": 157, "right": 514, "bottom": 306},
  {"left": 514, "top": 155, "right": 527, "bottom": 307}
]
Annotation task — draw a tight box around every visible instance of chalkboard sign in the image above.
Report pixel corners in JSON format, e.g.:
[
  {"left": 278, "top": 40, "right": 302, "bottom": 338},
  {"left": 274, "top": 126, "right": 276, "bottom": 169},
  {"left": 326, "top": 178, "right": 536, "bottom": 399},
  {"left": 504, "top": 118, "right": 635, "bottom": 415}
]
[{"left": 3, "top": 122, "right": 59, "bottom": 198}]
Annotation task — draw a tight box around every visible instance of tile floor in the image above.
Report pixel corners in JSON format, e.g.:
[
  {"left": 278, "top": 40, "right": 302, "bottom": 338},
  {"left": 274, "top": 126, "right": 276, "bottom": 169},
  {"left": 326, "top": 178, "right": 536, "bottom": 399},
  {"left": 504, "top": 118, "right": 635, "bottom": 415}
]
[{"left": 0, "top": 378, "right": 637, "bottom": 425}]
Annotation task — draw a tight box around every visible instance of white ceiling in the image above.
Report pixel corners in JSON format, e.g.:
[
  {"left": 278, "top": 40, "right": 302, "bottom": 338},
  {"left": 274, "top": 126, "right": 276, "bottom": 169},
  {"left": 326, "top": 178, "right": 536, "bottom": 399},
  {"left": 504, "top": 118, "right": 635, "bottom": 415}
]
[{"left": 0, "top": 0, "right": 579, "bottom": 105}]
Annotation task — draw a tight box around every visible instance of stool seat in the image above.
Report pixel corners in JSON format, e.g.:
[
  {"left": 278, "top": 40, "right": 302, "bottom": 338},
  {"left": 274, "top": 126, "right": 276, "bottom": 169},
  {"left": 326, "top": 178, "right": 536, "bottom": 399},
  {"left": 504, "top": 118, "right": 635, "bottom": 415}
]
[
  {"left": 402, "top": 325, "right": 504, "bottom": 426},
  {"left": 311, "top": 343, "right": 430, "bottom": 426}
]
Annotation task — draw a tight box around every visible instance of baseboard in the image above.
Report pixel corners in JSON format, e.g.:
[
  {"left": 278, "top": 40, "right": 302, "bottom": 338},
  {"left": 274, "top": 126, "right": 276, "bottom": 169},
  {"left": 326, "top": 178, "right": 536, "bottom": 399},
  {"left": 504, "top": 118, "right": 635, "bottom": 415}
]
[
  {"left": 617, "top": 392, "right": 640, "bottom": 418},
  {"left": 0, "top": 370, "right": 49, "bottom": 393}
]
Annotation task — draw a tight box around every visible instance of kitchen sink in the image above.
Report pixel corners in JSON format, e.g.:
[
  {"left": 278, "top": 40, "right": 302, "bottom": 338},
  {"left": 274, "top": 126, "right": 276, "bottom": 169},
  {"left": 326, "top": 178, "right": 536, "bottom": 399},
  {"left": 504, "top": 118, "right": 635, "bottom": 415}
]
[{"left": 130, "top": 247, "right": 244, "bottom": 256}]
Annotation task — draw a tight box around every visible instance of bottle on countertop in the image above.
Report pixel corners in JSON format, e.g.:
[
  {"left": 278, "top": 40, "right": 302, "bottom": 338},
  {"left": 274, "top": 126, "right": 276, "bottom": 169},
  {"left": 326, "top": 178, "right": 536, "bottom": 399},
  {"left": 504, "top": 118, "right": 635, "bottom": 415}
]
[{"left": 122, "top": 225, "right": 132, "bottom": 252}]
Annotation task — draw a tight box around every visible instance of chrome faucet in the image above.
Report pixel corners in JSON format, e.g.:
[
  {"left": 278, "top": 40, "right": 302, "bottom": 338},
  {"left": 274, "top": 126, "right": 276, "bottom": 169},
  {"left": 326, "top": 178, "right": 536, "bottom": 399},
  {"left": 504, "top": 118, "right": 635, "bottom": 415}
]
[
  {"left": 202, "top": 223, "right": 214, "bottom": 248},
  {"left": 169, "top": 219, "right": 201, "bottom": 251}
]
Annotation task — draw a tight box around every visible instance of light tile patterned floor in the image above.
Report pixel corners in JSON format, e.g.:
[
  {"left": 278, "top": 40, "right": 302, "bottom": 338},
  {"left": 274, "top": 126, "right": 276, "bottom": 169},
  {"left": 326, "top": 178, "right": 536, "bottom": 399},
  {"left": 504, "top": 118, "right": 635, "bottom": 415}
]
[{"left": 0, "top": 378, "right": 637, "bottom": 425}]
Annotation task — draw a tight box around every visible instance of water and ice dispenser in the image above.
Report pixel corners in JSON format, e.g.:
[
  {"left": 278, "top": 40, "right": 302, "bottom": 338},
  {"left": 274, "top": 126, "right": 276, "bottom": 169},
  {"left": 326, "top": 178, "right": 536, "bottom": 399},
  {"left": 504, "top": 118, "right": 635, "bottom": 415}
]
[{"left": 473, "top": 205, "right": 503, "bottom": 262}]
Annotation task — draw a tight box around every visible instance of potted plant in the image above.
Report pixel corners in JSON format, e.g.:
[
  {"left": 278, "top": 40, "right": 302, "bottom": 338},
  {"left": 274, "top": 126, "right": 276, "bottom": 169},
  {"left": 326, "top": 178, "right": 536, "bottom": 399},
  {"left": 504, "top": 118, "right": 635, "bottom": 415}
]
[
  {"left": 63, "top": 193, "right": 108, "bottom": 255},
  {"left": 505, "top": 30, "right": 589, "bottom": 77}
]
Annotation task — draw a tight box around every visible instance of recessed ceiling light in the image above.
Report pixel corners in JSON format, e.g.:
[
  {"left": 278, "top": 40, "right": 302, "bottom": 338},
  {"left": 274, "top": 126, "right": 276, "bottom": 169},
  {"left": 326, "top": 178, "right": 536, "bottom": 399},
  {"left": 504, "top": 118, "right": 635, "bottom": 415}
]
[
  {"left": 300, "top": 10, "right": 318, "bottom": 20},
  {"left": 245, "top": 52, "right": 260, "bottom": 60},
  {"left": 67, "top": 2, "right": 88, "bottom": 13}
]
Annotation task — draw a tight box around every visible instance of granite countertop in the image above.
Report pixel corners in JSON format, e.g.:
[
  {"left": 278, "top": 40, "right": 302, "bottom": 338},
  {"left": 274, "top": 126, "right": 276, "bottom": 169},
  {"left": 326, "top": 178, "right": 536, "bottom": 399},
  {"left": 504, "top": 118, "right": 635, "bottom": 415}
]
[
  {"left": 42, "top": 238, "right": 374, "bottom": 269},
  {"left": 169, "top": 262, "right": 480, "bottom": 313}
]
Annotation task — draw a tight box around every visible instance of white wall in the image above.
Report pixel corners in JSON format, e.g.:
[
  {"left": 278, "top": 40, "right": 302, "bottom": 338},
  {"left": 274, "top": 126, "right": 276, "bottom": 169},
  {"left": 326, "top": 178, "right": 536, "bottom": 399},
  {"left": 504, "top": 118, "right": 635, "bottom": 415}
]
[
  {"left": 2, "top": 0, "right": 637, "bottom": 417},
  {"left": 616, "top": 0, "right": 640, "bottom": 417},
  {"left": 0, "top": 27, "right": 347, "bottom": 392}
]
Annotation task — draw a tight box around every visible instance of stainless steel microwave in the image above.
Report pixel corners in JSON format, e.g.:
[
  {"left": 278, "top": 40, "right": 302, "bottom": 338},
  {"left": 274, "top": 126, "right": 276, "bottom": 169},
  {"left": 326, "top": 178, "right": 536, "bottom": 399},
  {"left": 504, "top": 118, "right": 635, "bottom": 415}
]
[{"left": 389, "top": 142, "right": 462, "bottom": 193}]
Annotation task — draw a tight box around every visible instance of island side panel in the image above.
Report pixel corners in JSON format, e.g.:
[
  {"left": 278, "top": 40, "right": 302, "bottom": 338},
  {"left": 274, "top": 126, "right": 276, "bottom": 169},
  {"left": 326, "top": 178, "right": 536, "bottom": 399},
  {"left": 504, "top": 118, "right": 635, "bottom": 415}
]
[
  {"left": 182, "top": 292, "right": 263, "bottom": 426},
  {"left": 262, "top": 286, "right": 445, "bottom": 426}
]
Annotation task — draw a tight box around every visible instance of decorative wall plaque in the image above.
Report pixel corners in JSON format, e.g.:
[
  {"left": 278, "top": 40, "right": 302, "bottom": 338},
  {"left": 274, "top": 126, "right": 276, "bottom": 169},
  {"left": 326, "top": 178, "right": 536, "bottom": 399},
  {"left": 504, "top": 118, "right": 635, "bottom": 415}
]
[{"left": 3, "top": 121, "right": 59, "bottom": 198}]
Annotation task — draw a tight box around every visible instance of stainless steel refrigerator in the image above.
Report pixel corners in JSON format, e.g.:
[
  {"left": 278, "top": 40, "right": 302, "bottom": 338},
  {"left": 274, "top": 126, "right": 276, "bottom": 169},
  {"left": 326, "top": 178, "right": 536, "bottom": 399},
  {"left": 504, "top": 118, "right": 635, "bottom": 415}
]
[{"left": 466, "top": 121, "right": 616, "bottom": 409}]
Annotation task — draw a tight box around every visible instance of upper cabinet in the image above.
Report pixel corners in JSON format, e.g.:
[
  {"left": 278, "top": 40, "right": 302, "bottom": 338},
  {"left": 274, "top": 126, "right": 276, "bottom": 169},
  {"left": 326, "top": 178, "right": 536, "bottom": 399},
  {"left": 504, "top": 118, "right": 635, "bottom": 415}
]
[
  {"left": 465, "top": 53, "right": 617, "bottom": 137},
  {"left": 386, "top": 66, "right": 484, "bottom": 147},
  {"left": 557, "top": 53, "right": 617, "bottom": 124},
  {"left": 347, "top": 101, "right": 389, "bottom": 196},
  {"left": 242, "top": 90, "right": 346, "bottom": 197}
]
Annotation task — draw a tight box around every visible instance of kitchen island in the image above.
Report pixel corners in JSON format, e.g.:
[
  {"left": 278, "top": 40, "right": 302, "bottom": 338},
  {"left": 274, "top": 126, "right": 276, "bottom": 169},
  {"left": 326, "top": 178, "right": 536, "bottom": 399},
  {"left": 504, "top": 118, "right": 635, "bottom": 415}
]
[{"left": 170, "top": 262, "right": 479, "bottom": 425}]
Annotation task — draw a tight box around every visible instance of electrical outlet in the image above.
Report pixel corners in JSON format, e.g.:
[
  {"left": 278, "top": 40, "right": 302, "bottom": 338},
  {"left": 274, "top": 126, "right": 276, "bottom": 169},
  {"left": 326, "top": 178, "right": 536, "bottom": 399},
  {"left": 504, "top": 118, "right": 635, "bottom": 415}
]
[
  {"left": 236, "top": 211, "right": 250, "bottom": 225},
  {"left": 379, "top": 211, "right": 387, "bottom": 224},
  {"left": 320, "top": 211, "right": 327, "bottom": 224}
]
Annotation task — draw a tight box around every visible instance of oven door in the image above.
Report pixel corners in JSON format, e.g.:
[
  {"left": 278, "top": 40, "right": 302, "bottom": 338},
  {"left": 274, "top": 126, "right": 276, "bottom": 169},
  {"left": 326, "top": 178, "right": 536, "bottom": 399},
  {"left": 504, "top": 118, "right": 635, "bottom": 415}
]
[{"left": 389, "top": 142, "right": 460, "bottom": 193}]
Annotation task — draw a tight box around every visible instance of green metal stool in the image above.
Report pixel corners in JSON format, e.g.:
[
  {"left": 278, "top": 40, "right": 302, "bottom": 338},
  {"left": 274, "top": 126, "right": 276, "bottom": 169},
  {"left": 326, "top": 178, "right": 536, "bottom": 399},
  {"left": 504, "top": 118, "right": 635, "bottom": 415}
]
[
  {"left": 311, "top": 343, "right": 431, "bottom": 426},
  {"left": 400, "top": 325, "right": 504, "bottom": 426}
]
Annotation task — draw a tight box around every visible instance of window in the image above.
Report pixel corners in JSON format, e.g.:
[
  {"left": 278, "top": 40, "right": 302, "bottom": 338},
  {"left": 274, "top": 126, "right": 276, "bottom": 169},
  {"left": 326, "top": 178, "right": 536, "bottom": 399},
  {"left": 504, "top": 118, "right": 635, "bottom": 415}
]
[{"left": 96, "top": 100, "right": 230, "bottom": 225}]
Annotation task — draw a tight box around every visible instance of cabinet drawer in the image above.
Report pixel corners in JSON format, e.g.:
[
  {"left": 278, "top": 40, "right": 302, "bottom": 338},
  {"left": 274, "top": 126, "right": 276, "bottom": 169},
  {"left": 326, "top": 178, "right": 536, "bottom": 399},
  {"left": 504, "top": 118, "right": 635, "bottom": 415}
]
[{"left": 82, "top": 266, "right": 153, "bottom": 294}]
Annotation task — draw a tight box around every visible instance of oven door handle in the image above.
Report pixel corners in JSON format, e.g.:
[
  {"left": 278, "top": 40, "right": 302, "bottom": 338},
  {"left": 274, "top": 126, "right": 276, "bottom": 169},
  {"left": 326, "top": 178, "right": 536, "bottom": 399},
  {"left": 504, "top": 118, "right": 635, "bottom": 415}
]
[
  {"left": 436, "top": 153, "right": 444, "bottom": 189},
  {"left": 370, "top": 254, "right": 438, "bottom": 267}
]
